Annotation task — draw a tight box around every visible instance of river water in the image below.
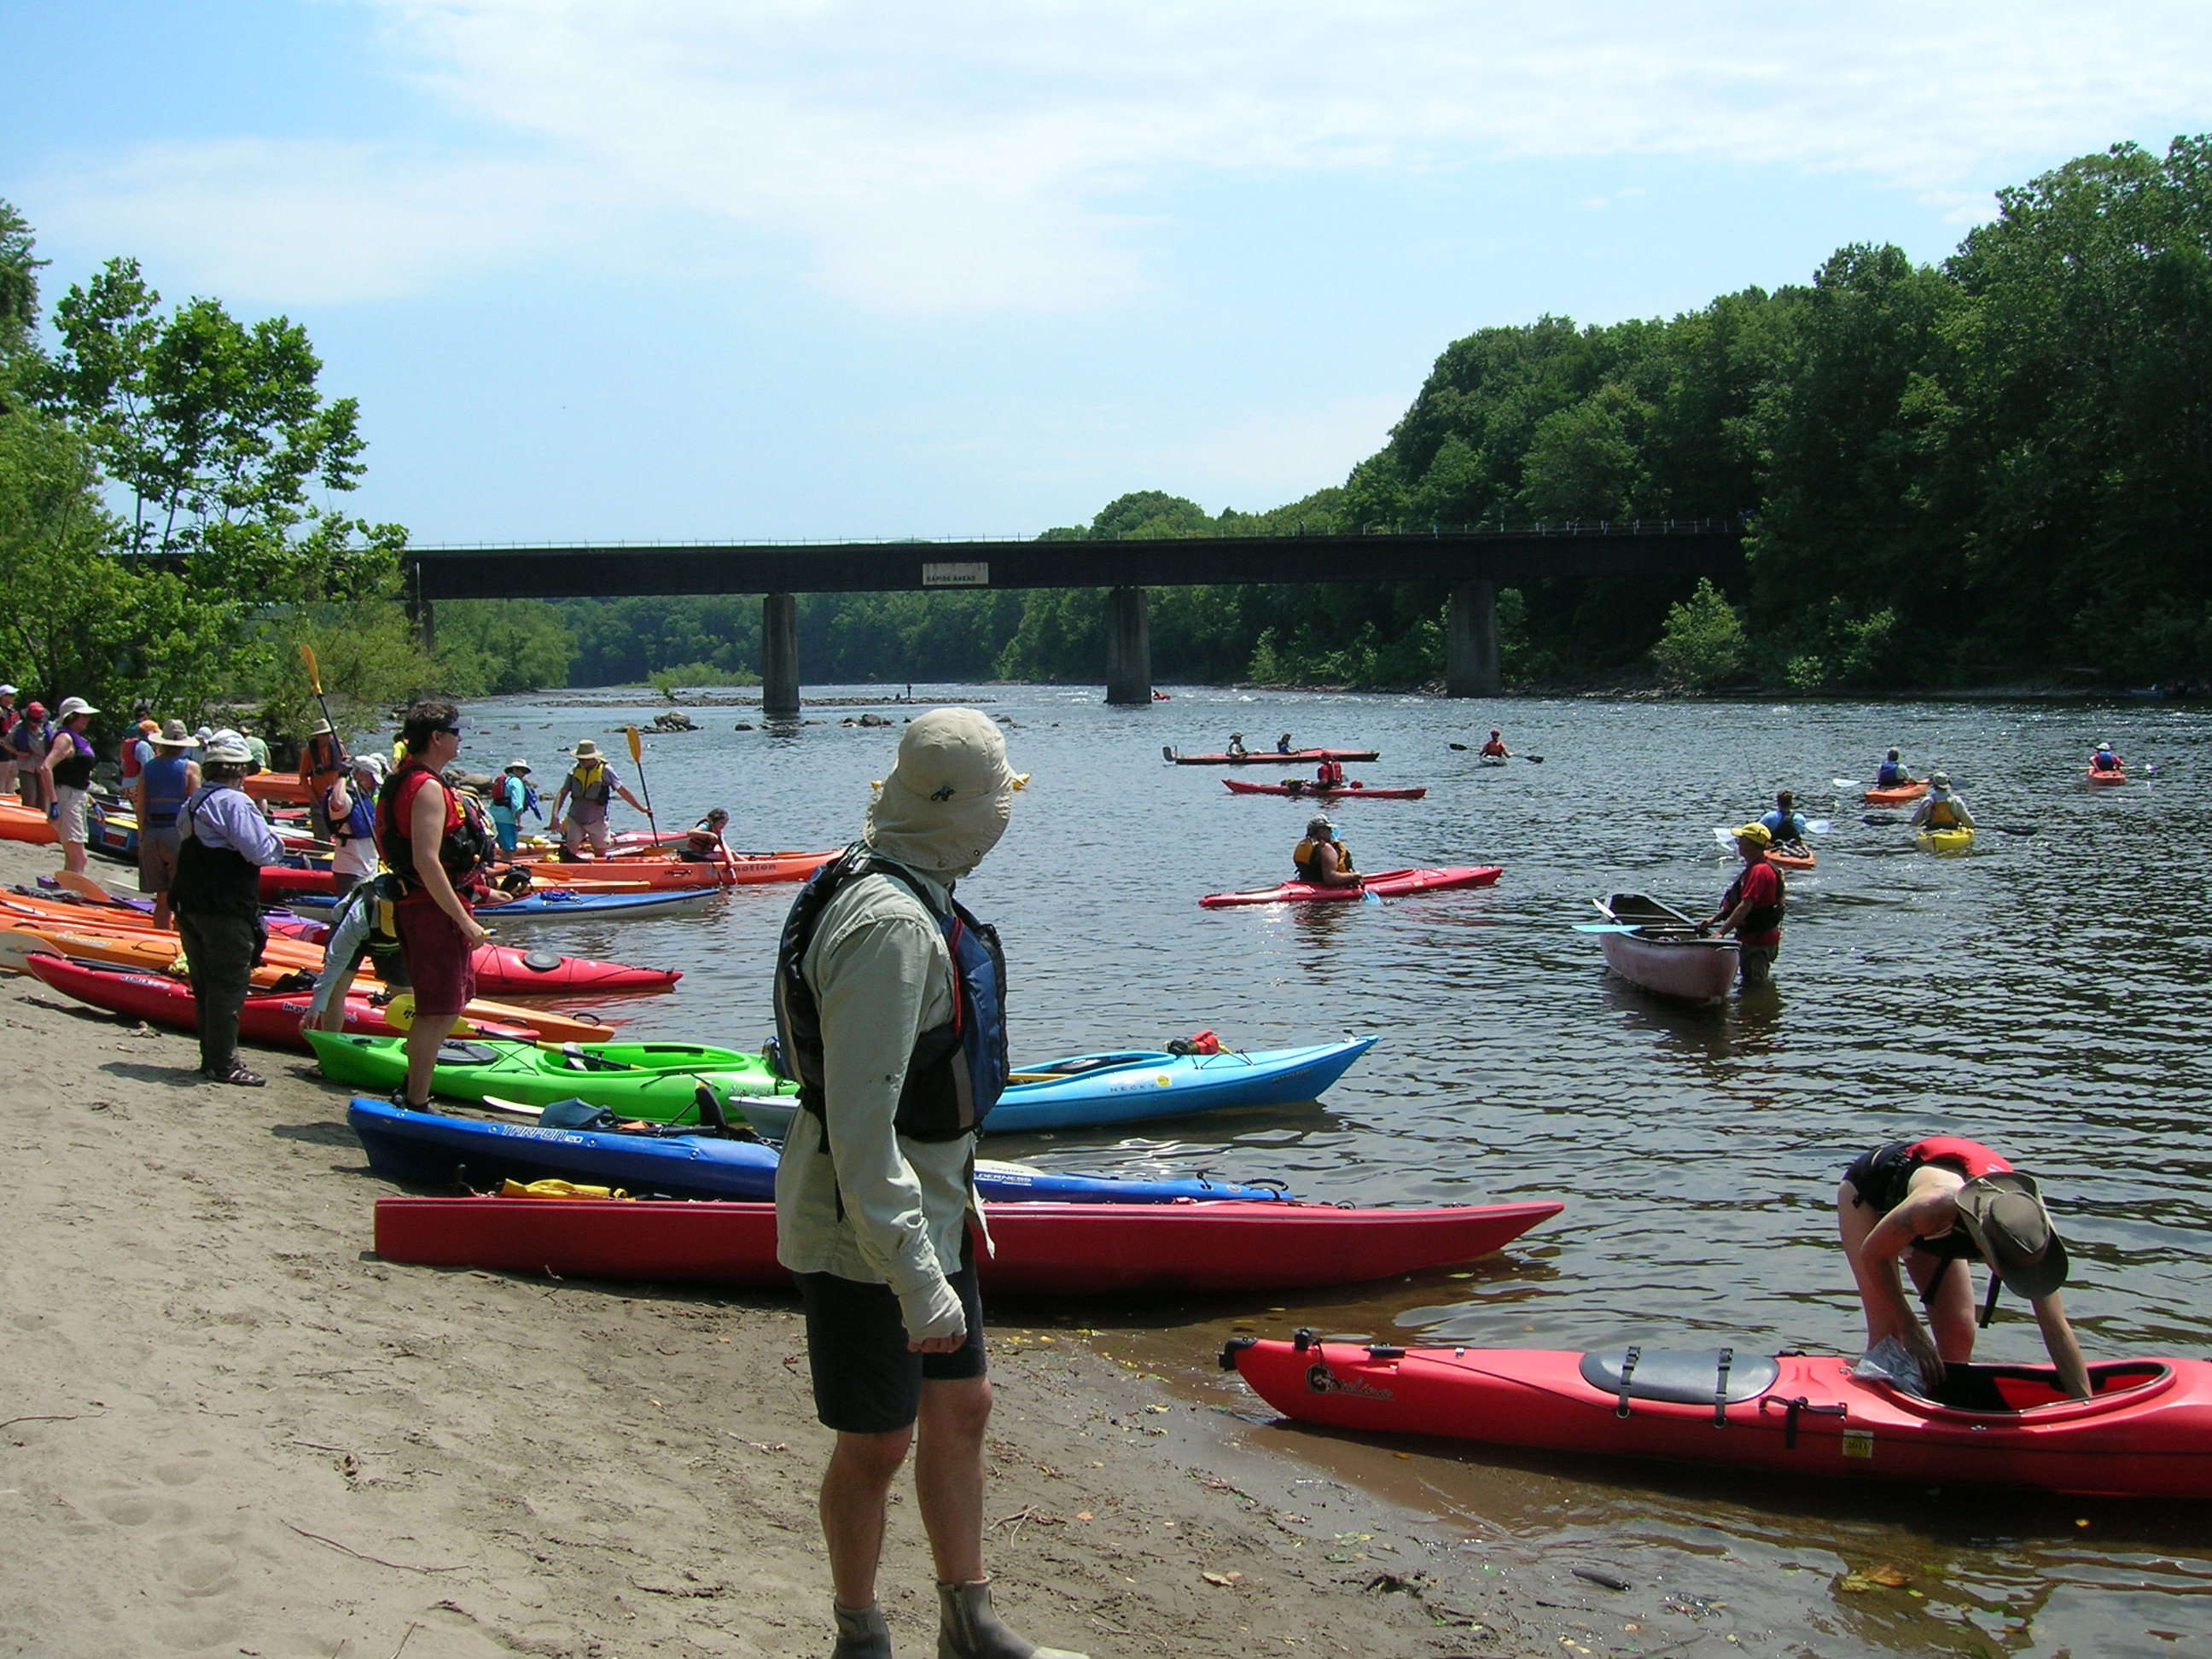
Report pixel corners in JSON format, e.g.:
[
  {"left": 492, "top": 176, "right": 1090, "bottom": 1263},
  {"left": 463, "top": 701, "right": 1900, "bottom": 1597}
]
[{"left": 463, "top": 684, "right": 2212, "bottom": 1657}]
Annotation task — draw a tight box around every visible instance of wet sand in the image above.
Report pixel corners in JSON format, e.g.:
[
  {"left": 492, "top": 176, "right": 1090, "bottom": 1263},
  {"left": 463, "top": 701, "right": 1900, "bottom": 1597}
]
[{"left": 0, "top": 839, "right": 1622, "bottom": 1659}]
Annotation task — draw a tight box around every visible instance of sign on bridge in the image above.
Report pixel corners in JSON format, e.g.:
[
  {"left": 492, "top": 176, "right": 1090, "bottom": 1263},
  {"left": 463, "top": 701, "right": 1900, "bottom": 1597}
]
[{"left": 922, "top": 562, "right": 991, "bottom": 588}]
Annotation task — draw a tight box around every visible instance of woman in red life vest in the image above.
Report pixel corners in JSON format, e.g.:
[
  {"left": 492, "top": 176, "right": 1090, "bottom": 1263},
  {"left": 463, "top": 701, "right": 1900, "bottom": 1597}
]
[{"left": 1839, "top": 1137, "right": 2090, "bottom": 1399}]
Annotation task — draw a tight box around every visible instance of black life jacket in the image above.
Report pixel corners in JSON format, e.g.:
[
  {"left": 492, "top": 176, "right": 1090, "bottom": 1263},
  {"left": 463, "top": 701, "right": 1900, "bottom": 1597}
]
[
  {"left": 1721, "top": 860, "right": 1785, "bottom": 935},
  {"left": 375, "top": 760, "right": 494, "bottom": 900},
  {"left": 771, "top": 845, "right": 1008, "bottom": 1143},
  {"left": 1293, "top": 836, "right": 1353, "bottom": 882},
  {"left": 172, "top": 786, "right": 265, "bottom": 919}
]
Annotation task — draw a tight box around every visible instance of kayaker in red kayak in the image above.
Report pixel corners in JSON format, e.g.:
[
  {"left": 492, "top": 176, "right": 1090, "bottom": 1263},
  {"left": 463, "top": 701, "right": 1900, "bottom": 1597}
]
[
  {"left": 1225, "top": 730, "right": 1249, "bottom": 759},
  {"left": 1877, "top": 748, "right": 1917, "bottom": 789},
  {"left": 1275, "top": 731, "right": 1294, "bottom": 754},
  {"left": 1839, "top": 1138, "right": 2090, "bottom": 1400},
  {"left": 1479, "top": 730, "right": 1510, "bottom": 758},
  {"left": 1313, "top": 757, "right": 1347, "bottom": 789},
  {"left": 2090, "top": 742, "right": 2123, "bottom": 775},
  {"left": 1293, "top": 814, "right": 1361, "bottom": 888},
  {"left": 1699, "top": 823, "right": 1782, "bottom": 989}
]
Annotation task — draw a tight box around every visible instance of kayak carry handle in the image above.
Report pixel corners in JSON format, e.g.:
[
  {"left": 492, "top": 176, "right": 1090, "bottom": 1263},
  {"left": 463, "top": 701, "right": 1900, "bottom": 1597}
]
[
  {"left": 1292, "top": 1327, "right": 1316, "bottom": 1352},
  {"left": 1758, "top": 1394, "right": 1848, "bottom": 1449},
  {"left": 1615, "top": 1344, "right": 1642, "bottom": 1418},
  {"left": 1219, "top": 1337, "right": 1256, "bottom": 1371}
]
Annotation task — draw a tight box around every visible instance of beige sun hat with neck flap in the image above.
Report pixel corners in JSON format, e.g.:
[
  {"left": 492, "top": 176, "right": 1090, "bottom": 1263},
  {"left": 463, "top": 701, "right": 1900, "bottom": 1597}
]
[
  {"left": 864, "top": 708, "right": 1018, "bottom": 880},
  {"left": 1954, "top": 1171, "right": 2069, "bottom": 1302}
]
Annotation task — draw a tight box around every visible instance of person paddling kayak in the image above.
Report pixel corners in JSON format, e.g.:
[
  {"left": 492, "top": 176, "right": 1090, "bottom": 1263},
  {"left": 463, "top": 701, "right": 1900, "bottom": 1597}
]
[
  {"left": 1838, "top": 1137, "right": 2090, "bottom": 1400},
  {"left": 1225, "top": 731, "right": 1249, "bottom": 759},
  {"left": 1699, "top": 823, "right": 1783, "bottom": 990},
  {"left": 1908, "top": 772, "right": 1974, "bottom": 832},
  {"left": 1479, "top": 730, "right": 1510, "bottom": 759},
  {"left": 1313, "top": 757, "right": 1347, "bottom": 789},
  {"left": 1292, "top": 814, "right": 1361, "bottom": 888},
  {"left": 1759, "top": 789, "right": 1811, "bottom": 854},
  {"left": 1876, "top": 748, "right": 1916, "bottom": 789},
  {"left": 2090, "top": 742, "right": 2123, "bottom": 776}
]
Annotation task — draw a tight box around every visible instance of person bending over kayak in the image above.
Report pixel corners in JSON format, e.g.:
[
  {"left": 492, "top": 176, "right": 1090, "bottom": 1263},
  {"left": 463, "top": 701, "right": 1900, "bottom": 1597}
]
[
  {"left": 1876, "top": 749, "right": 1916, "bottom": 789},
  {"left": 1759, "top": 789, "right": 1810, "bottom": 853},
  {"left": 2090, "top": 742, "right": 2122, "bottom": 775},
  {"left": 1314, "top": 758, "right": 1347, "bottom": 789},
  {"left": 1838, "top": 1137, "right": 2089, "bottom": 1400},
  {"left": 1908, "top": 772, "right": 1974, "bottom": 831},
  {"left": 1699, "top": 823, "right": 1783, "bottom": 990},
  {"left": 1293, "top": 814, "right": 1361, "bottom": 888},
  {"left": 1225, "top": 731, "right": 1249, "bottom": 759},
  {"left": 1479, "top": 730, "right": 1510, "bottom": 758},
  {"left": 678, "top": 807, "right": 734, "bottom": 864}
]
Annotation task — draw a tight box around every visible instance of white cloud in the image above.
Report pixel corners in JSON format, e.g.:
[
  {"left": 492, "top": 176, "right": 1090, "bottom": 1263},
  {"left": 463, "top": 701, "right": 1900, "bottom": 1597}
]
[{"left": 27, "top": 1, "right": 2212, "bottom": 311}]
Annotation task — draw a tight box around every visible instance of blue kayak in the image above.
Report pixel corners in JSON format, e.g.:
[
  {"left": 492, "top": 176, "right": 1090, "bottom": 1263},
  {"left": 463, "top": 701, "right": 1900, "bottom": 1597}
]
[
  {"left": 737, "top": 1038, "right": 1377, "bottom": 1138},
  {"left": 346, "top": 1097, "right": 1290, "bottom": 1204},
  {"left": 288, "top": 887, "right": 718, "bottom": 922}
]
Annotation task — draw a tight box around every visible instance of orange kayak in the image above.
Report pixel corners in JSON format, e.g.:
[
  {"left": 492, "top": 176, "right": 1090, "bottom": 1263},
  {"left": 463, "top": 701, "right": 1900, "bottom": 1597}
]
[
  {"left": 1863, "top": 782, "right": 1929, "bottom": 806},
  {"left": 2087, "top": 765, "right": 2127, "bottom": 787},
  {"left": 0, "top": 925, "right": 615, "bottom": 1043},
  {"left": 0, "top": 802, "right": 58, "bottom": 845},
  {"left": 514, "top": 849, "right": 836, "bottom": 889},
  {"left": 244, "top": 773, "right": 315, "bottom": 806},
  {"left": 1768, "top": 848, "right": 1817, "bottom": 872}
]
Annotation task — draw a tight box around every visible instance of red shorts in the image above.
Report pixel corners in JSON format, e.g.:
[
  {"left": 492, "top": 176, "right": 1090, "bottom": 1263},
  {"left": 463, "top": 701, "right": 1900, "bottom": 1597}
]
[{"left": 393, "top": 900, "right": 477, "bottom": 1016}]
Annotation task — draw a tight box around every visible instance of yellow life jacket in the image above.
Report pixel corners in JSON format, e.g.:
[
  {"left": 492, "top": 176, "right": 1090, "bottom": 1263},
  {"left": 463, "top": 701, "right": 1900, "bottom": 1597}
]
[
  {"left": 1924, "top": 796, "right": 1961, "bottom": 830},
  {"left": 1293, "top": 837, "right": 1353, "bottom": 879}
]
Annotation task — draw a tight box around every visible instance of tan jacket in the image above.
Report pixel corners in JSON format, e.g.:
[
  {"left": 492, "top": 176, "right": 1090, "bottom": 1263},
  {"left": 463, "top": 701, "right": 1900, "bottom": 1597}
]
[{"left": 772, "top": 862, "right": 978, "bottom": 1342}]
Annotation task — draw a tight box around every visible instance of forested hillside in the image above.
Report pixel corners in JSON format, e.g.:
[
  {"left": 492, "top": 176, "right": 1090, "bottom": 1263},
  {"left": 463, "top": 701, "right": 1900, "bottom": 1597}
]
[{"left": 478, "top": 135, "right": 2212, "bottom": 694}]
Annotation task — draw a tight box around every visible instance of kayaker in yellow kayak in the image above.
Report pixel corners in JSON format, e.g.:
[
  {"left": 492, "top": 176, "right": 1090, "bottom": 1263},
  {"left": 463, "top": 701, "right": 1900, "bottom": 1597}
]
[
  {"left": 1293, "top": 814, "right": 1361, "bottom": 888},
  {"left": 1908, "top": 772, "right": 1974, "bottom": 833}
]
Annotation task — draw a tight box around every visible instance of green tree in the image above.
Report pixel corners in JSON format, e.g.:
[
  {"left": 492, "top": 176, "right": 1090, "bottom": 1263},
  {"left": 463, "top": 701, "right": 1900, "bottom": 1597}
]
[{"left": 1650, "top": 578, "right": 1747, "bottom": 689}]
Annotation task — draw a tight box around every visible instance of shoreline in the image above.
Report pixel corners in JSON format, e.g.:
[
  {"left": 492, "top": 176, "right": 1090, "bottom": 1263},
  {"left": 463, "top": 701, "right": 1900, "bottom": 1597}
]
[{"left": 0, "top": 836, "right": 1615, "bottom": 1659}]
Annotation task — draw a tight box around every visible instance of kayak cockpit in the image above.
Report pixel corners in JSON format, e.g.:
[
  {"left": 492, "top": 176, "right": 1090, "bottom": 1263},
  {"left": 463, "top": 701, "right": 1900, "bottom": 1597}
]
[{"left": 1906, "top": 1359, "right": 2174, "bottom": 1417}]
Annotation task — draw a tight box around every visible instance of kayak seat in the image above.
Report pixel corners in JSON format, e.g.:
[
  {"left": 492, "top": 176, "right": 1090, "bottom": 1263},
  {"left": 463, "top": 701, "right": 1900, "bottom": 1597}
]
[{"left": 1579, "top": 1348, "right": 1779, "bottom": 1406}]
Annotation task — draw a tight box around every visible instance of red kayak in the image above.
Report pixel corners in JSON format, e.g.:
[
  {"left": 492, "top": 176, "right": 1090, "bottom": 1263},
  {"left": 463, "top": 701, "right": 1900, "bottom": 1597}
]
[
  {"left": 1222, "top": 780, "right": 1428, "bottom": 801},
  {"left": 260, "top": 864, "right": 337, "bottom": 900},
  {"left": 20, "top": 952, "right": 538, "bottom": 1048},
  {"left": 466, "top": 942, "right": 678, "bottom": 994},
  {"left": 1863, "top": 783, "right": 1929, "bottom": 806},
  {"left": 1224, "top": 1333, "right": 2212, "bottom": 1498},
  {"left": 374, "top": 1196, "right": 1562, "bottom": 1295},
  {"left": 1167, "top": 747, "right": 1379, "bottom": 766},
  {"left": 1200, "top": 865, "right": 1502, "bottom": 908},
  {"left": 2087, "top": 765, "right": 2127, "bottom": 787}
]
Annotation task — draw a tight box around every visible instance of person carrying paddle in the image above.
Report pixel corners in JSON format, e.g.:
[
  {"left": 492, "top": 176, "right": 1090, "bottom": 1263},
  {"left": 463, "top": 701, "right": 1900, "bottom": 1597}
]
[
  {"left": 1293, "top": 814, "right": 1361, "bottom": 888},
  {"left": 1908, "top": 772, "right": 1974, "bottom": 832},
  {"left": 1876, "top": 748, "right": 1916, "bottom": 789},
  {"left": 324, "top": 754, "right": 385, "bottom": 897},
  {"left": 1700, "top": 823, "right": 1783, "bottom": 990},
  {"left": 170, "top": 731, "right": 285, "bottom": 1087},
  {"left": 1760, "top": 789, "right": 1811, "bottom": 853},
  {"left": 1479, "top": 730, "right": 1510, "bottom": 759},
  {"left": 771, "top": 710, "right": 1085, "bottom": 1659},
  {"left": 549, "top": 738, "right": 647, "bottom": 858},
  {"left": 299, "top": 719, "right": 346, "bottom": 840},
  {"left": 1838, "top": 1137, "right": 2090, "bottom": 1400}
]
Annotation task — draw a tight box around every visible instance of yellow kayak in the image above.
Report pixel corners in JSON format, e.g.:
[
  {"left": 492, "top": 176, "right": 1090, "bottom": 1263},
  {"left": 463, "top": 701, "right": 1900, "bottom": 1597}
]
[{"left": 1917, "top": 826, "right": 1976, "bottom": 853}]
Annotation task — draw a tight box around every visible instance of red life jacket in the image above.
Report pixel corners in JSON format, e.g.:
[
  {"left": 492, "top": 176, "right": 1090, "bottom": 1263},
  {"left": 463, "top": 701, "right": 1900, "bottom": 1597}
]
[{"left": 1905, "top": 1137, "right": 2012, "bottom": 1181}]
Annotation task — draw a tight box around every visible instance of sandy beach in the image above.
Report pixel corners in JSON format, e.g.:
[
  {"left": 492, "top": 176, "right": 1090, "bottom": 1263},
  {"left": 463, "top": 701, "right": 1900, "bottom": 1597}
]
[{"left": 0, "top": 837, "right": 1620, "bottom": 1659}]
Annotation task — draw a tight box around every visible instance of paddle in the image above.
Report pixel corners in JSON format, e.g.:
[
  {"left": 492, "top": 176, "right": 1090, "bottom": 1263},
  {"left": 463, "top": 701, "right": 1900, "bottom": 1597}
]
[
  {"left": 1864, "top": 812, "right": 2036, "bottom": 836},
  {"left": 621, "top": 725, "right": 661, "bottom": 843},
  {"left": 1522, "top": 754, "right": 1545, "bottom": 764},
  {"left": 1573, "top": 923, "right": 1644, "bottom": 934},
  {"left": 299, "top": 643, "right": 346, "bottom": 763},
  {"left": 1832, "top": 777, "right": 1860, "bottom": 790}
]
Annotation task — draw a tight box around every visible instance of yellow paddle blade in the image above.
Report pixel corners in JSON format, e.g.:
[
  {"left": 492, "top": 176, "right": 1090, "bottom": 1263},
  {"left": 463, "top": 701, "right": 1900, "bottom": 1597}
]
[
  {"left": 300, "top": 642, "right": 323, "bottom": 696},
  {"left": 383, "top": 991, "right": 414, "bottom": 1031},
  {"left": 624, "top": 725, "right": 643, "bottom": 765}
]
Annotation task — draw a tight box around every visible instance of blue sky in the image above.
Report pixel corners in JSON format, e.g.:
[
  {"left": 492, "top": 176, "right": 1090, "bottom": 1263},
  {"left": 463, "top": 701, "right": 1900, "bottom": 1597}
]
[{"left": 6, "top": 1, "right": 2209, "bottom": 544}]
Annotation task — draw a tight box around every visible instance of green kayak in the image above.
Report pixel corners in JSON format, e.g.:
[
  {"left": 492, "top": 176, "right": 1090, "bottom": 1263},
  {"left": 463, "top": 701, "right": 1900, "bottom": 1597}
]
[{"left": 305, "top": 1029, "right": 794, "bottom": 1120}]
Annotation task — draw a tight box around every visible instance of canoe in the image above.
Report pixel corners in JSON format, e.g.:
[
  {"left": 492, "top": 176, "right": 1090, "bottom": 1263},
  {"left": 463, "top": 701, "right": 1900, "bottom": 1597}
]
[
  {"left": 17, "top": 950, "right": 608, "bottom": 1045},
  {"left": 1199, "top": 866, "right": 1502, "bottom": 908},
  {"left": 1222, "top": 781, "right": 1428, "bottom": 801},
  {"left": 0, "top": 802, "right": 57, "bottom": 845},
  {"left": 306, "top": 1030, "right": 789, "bottom": 1115},
  {"left": 1221, "top": 1332, "right": 2212, "bottom": 1499},
  {"left": 1917, "top": 827, "right": 1976, "bottom": 853},
  {"left": 735, "top": 1038, "right": 1377, "bottom": 1138},
  {"left": 244, "top": 773, "right": 314, "bottom": 806},
  {"left": 346, "top": 1097, "right": 1291, "bottom": 1206},
  {"left": 372, "top": 1195, "right": 1563, "bottom": 1295},
  {"left": 512, "top": 850, "right": 836, "bottom": 889},
  {"left": 1592, "top": 894, "right": 1737, "bottom": 1002},
  {"left": 0, "top": 918, "right": 672, "bottom": 1001},
  {"left": 1166, "top": 748, "right": 1380, "bottom": 767},
  {"left": 288, "top": 886, "right": 721, "bottom": 923},
  {"left": 1864, "top": 783, "right": 1929, "bottom": 806},
  {"left": 2087, "top": 766, "right": 2127, "bottom": 787}
]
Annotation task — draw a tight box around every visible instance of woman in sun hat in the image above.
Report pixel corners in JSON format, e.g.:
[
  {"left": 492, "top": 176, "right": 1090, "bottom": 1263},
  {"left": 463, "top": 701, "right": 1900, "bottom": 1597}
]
[
  {"left": 1838, "top": 1136, "right": 2089, "bottom": 1400},
  {"left": 549, "top": 738, "right": 647, "bottom": 859},
  {"left": 45, "top": 697, "right": 102, "bottom": 874}
]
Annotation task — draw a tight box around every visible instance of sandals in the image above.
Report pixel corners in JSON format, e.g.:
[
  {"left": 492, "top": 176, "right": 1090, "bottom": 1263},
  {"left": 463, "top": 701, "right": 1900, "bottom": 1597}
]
[{"left": 203, "top": 1062, "right": 266, "bottom": 1087}]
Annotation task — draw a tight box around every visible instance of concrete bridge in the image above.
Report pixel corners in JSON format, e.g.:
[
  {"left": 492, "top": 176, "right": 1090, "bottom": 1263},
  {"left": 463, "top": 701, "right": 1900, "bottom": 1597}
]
[{"left": 406, "top": 522, "right": 1745, "bottom": 713}]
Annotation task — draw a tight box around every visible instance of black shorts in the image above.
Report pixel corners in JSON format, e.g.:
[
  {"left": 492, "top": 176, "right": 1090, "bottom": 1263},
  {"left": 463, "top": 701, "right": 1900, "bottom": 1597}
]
[{"left": 796, "top": 1232, "right": 985, "bottom": 1435}]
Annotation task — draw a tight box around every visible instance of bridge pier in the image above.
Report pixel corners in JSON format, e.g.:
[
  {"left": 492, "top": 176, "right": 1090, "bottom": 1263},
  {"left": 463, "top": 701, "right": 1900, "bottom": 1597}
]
[
  {"left": 1447, "top": 579, "right": 1501, "bottom": 697},
  {"left": 1104, "top": 586, "right": 1152, "bottom": 706},
  {"left": 762, "top": 592, "right": 800, "bottom": 719}
]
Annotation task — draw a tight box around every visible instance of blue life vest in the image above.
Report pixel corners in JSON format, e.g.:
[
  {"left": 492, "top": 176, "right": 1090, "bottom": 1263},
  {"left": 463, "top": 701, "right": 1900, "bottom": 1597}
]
[
  {"left": 1760, "top": 808, "right": 1806, "bottom": 841},
  {"left": 335, "top": 784, "right": 375, "bottom": 845},
  {"left": 1877, "top": 761, "right": 1905, "bottom": 786},
  {"left": 138, "top": 754, "right": 195, "bottom": 828},
  {"left": 771, "top": 845, "right": 1008, "bottom": 1143}
]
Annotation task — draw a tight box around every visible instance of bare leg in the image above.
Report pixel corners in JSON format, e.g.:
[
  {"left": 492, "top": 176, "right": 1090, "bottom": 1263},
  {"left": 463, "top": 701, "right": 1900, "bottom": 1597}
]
[
  {"left": 914, "top": 1375, "right": 992, "bottom": 1585},
  {"left": 1907, "top": 1252, "right": 1978, "bottom": 1365},
  {"left": 404, "top": 1010, "right": 463, "bottom": 1105},
  {"left": 1837, "top": 1179, "right": 1907, "bottom": 1349},
  {"left": 820, "top": 1427, "right": 913, "bottom": 1610}
]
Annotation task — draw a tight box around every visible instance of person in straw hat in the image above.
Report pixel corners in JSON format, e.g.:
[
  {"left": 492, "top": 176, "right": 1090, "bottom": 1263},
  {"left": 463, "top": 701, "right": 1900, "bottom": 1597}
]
[
  {"left": 548, "top": 737, "right": 647, "bottom": 858},
  {"left": 298, "top": 717, "right": 347, "bottom": 840},
  {"left": 1839, "top": 1135, "right": 2090, "bottom": 1400},
  {"left": 487, "top": 758, "right": 539, "bottom": 854},
  {"left": 132, "top": 720, "right": 201, "bottom": 927},
  {"left": 770, "top": 709, "right": 1080, "bottom": 1659}
]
